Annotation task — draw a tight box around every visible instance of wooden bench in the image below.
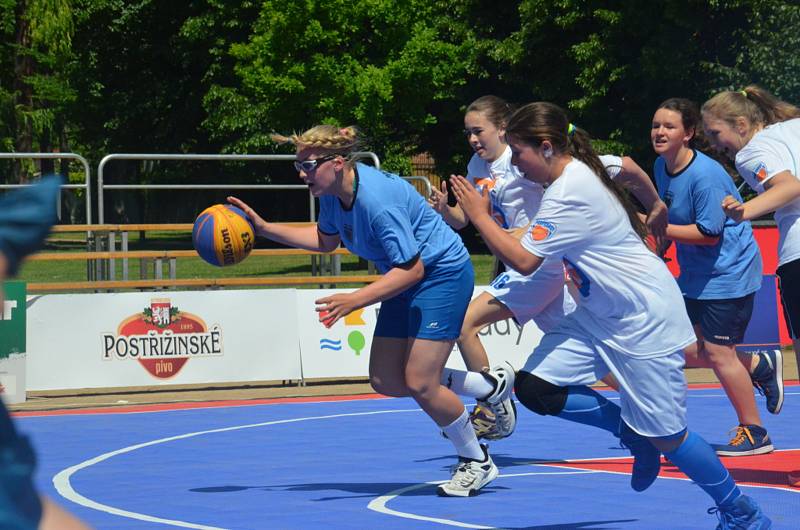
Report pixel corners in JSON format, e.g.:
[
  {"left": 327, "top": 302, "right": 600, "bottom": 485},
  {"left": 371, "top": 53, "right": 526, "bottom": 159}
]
[
  {"left": 26, "top": 274, "right": 382, "bottom": 293},
  {"left": 30, "top": 223, "right": 377, "bottom": 292},
  {"left": 28, "top": 247, "right": 352, "bottom": 261},
  {"left": 43, "top": 222, "right": 370, "bottom": 282}
]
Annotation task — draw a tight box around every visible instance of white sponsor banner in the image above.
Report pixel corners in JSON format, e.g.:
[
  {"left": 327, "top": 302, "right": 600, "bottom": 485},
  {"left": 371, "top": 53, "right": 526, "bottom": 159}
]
[
  {"left": 296, "top": 289, "right": 379, "bottom": 379},
  {"left": 297, "top": 287, "right": 543, "bottom": 379},
  {"left": 26, "top": 290, "right": 301, "bottom": 391},
  {"left": 0, "top": 354, "right": 26, "bottom": 404}
]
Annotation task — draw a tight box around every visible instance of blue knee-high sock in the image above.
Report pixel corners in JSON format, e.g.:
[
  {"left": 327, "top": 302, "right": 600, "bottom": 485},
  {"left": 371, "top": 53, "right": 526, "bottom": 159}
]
[
  {"left": 557, "top": 386, "right": 621, "bottom": 436},
  {"left": 664, "top": 431, "right": 742, "bottom": 507}
]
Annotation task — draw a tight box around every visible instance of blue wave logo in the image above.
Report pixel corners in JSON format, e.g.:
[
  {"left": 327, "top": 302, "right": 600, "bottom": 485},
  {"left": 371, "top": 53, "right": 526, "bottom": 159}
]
[{"left": 319, "top": 338, "right": 342, "bottom": 351}]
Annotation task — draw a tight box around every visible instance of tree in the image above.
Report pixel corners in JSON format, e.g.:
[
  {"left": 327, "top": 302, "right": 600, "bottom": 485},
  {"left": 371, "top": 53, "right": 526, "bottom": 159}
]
[
  {"left": 1, "top": 0, "right": 75, "bottom": 182},
  {"left": 202, "top": 0, "right": 479, "bottom": 173}
]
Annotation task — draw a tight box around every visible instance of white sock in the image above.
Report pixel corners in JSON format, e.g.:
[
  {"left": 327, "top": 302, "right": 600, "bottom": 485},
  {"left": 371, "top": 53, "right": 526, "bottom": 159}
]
[
  {"left": 440, "top": 408, "right": 485, "bottom": 460},
  {"left": 441, "top": 368, "right": 495, "bottom": 399}
]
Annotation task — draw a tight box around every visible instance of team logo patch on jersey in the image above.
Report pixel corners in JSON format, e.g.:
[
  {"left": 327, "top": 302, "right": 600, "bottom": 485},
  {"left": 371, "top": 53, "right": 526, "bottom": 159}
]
[
  {"left": 474, "top": 177, "right": 496, "bottom": 192},
  {"left": 753, "top": 162, "right": 768, "bottom": 182},
  {"left": 531, "top": 220, "right": 556, "bottom": 241}
]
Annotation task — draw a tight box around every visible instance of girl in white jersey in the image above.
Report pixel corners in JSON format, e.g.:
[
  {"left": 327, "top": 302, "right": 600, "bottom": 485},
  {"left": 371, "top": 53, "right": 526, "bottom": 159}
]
[
  {"left": 702, "top": 85, "right": 800, "bottom": 488},
  {"left": 431, "top": 95, "right": 668, "bottom": 440},
  {"left": 450, "top": 102, "right": 770, "bottom": 528}
]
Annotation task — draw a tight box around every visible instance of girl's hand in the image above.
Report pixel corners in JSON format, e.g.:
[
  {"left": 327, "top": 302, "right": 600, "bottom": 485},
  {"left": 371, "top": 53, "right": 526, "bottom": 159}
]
[
  {"left": 227, "top": 196, "right": 268, "bottom": 236},
  {"left": 646, "top": 199, "right": 669, "bottom": 242},
  {"left": 428, "top": 181, "right": 449, "bottom": 213},
  {"left": 721, "top": 195, "right": 746, "bottom": 223},
  {"left": 449, "top": 175, "right": 490, "bottom": 221},
  {"left": 315, "top": 292, "right": 359, "bottom": 327}
]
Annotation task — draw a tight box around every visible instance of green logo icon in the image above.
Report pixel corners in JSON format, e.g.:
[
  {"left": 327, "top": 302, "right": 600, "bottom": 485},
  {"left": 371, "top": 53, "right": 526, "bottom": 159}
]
[{"left": 348, "top": 331, "right": 365, "bottom": 356}]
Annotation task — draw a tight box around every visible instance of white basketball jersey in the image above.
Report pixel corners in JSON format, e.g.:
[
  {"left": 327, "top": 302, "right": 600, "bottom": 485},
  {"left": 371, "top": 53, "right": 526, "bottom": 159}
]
[
  {"left": 736, "top": 118, "right": 800, "bottom": 266},
  {"left": 521, "top": 159, "right": 695, "bottom": 358},
  {"left": 466, "top": 148, "right": 623, "bottom": 230}
]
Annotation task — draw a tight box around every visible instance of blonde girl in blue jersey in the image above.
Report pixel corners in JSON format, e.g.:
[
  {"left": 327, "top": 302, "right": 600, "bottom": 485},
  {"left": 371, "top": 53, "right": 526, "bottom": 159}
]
[
  {"left": 228, "top": 124, "right": 515, "bottom": 497},
  {"left": 450, "top": 102, "right": 771, "bottom": 529},
  {"left": 651, "top": 98, "right": 782, "bottom": 456}
]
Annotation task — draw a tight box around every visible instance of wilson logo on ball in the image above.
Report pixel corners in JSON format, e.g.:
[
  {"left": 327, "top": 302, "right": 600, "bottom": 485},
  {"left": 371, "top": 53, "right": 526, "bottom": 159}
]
[{"left": 192, "top": 204, "right": 254, "bottom": 266}]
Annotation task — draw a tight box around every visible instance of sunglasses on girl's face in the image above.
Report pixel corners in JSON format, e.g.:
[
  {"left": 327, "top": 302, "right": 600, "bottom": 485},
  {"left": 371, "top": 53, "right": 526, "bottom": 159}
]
[{"left": 293, "top": 154, "right": 338, "bottom": 173}]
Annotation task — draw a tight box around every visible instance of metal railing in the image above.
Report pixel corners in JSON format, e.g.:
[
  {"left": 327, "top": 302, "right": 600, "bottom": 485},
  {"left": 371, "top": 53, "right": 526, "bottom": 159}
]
[
  {"left": 0, "top": 152, "right": 92, "bottom": 224},
  {"left": 96, "top": 151, "right": 383, "bottom": 224},
  {"left": 94, "top": 152, "right": 384, "bottom": 280}
]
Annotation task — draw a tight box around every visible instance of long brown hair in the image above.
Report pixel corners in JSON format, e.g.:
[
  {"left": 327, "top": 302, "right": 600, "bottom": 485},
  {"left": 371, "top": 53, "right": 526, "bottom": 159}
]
[
  {"left": 701, "top": 85, "right": 800, "bottom": 130},
  {"left": 465, "top": 95, "right": 514, "bottom": 129},
  {"left": 506, "top": 102, "right": 647, "bottom": 240}
]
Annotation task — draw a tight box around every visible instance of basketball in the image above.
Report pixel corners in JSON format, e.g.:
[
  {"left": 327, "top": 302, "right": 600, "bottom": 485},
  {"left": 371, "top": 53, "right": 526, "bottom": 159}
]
[{"left": 192, "top": 204, "right": 255, "bottom": 266}]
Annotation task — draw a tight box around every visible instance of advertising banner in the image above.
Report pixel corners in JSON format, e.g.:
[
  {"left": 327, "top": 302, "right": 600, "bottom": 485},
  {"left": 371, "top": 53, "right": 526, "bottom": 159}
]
[
  {"left": 0, "top": 281, "right": 27, "bottom": 403},
  {"left": 296, "top": 289, "right": 378, "bottom": 379},
  {"left": 26, "top": 289, "right": 302, "bottom": 391},
  {"left": 296, "top": 287, "right": 545, "bottom": 379}
]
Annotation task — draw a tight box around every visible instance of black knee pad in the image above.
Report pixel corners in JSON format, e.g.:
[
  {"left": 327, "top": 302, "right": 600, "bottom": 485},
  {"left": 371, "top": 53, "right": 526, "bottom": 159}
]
[{"left": 514, "top": 371, "right": 568, "bottom": 416}]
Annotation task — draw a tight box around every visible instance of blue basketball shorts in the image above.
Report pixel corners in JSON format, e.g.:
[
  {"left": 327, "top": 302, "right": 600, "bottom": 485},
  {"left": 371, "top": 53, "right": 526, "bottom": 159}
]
[
  {"left": 684, "top": 293, "right": 755, "bottom": 346},
  {"left": 374, "top": 259, "right": 474, "bottom": 341}
]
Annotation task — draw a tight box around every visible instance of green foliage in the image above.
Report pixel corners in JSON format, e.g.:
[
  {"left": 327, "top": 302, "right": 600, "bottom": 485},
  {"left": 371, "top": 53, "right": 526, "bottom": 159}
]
[
  {"left": 2, "top": 0, "right": 800, "bottom": 219},
  {"left": 203, "top": 0, "right": 477, "bottom": 161}
]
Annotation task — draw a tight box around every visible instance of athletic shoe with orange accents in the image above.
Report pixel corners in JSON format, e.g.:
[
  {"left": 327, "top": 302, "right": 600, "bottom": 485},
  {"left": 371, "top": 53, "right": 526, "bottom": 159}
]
[{"left": 712, "top": 425, "right": 774, "bottom": 457}]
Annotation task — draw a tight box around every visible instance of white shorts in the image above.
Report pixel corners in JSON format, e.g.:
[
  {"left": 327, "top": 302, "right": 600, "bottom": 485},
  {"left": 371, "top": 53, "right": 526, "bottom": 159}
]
[
  {"left": 521, "top": 318, "right": 688, "bottom": 438},
  {"left": 486, "top": 260, "right": 576, "bottom": 332}
]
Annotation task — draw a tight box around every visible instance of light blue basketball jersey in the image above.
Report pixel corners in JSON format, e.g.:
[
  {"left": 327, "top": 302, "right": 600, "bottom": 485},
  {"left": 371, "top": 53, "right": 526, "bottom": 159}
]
[
  {"left": 654, "top": 150, "right": 762, "bottom": 299},
  {"left": 317, "top": 163, "right": 469, "bottom": 273}
]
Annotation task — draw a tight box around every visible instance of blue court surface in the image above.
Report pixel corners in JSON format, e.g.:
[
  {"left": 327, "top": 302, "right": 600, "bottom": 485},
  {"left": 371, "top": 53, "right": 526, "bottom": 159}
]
[{"left": 16, "top": 385, "right": 800, "bottom": 529}]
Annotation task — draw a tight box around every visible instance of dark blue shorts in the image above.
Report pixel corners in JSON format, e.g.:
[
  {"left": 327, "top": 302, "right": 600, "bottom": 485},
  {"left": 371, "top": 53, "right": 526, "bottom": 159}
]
[
  {"left": 684, "top": 293, "right": 755, "bottom": 346},
  {"left": 777, "top": 258, "right": 800, "bottom": 339},
  {"left": 374, "top": 259, "right": 474, "bottom": 341}
]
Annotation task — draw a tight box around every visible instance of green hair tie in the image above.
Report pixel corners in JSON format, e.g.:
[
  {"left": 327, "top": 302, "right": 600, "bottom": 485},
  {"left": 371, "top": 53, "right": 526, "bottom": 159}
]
[
  {"left": 567, "top": 123, "right": 576, "bottom": 136},
  {"left": 740, "top": 90, "right": 748, "bottom": 98}
]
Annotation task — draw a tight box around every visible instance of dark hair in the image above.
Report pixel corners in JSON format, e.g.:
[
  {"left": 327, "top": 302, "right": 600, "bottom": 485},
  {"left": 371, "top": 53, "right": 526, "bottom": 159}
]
[
  {"left": 702, "top": 85, "right": 800, "bottom": 129},
  {"left": 466, "top": 95, "right": 514, "bottom": 129},
  {"left": 505, "top": 102, "right": 647, "bottom": 240},
  {"left": 657, "top": 97, "right": 701, "bottom": 148}
]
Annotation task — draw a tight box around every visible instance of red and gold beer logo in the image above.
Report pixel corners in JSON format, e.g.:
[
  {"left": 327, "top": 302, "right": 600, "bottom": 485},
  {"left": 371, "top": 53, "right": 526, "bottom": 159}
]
[{"left": 102, "top": 298, "right": 223, "bottom": 379}]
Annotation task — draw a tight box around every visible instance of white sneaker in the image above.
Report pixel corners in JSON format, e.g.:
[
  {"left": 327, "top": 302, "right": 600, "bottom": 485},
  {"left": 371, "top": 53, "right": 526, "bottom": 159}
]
[
  {"left": 482, "top": 363, "right": 516, "bottom": 440},
  {"left": 437, "top": 445, "right": 499, "bottom": 497}
]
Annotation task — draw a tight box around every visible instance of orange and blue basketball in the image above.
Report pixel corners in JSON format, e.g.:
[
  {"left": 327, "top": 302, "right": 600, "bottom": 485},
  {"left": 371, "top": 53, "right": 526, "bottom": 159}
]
[{"left": 192, "top": 204, "right": 254, "bottom": 266}]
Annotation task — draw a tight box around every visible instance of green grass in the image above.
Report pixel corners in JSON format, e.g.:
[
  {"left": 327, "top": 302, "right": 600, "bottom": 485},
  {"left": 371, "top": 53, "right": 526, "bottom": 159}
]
[{"left": 19, "top": 232, "right": 498, "bottom": 287}]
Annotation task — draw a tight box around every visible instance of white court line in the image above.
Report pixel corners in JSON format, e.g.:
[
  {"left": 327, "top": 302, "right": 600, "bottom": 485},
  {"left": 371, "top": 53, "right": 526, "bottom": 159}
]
[
  {"left": 51, "top": 391, "right": 800, "bottom": 528},
  {"left": 53, "top": 408, "right": 420, "bottom": 529},
  {"left": 366, "top": 470, "right": 599, "bottom": 530},
  {"left": 367, "top": 451, "right": 800, "bottom": 529}
]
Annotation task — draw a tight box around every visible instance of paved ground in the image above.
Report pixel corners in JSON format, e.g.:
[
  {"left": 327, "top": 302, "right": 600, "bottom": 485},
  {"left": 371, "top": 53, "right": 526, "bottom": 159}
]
[{"left": 9, "top": 352, "right": 798, "bottom": 413}]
